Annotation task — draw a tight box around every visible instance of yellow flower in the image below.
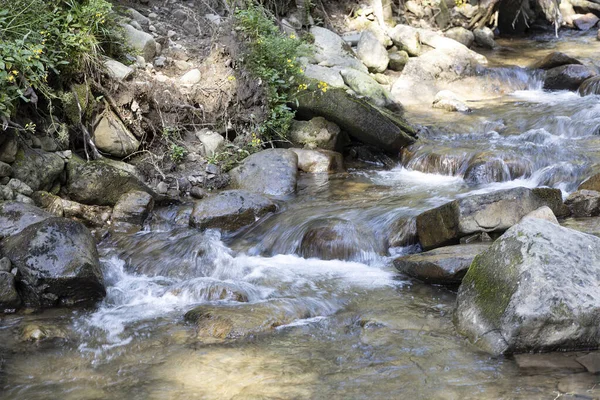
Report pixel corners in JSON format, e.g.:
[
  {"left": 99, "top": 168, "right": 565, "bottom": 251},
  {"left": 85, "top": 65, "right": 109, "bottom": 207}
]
[
  {"left": 289, "top": 34, "right": 296, "bottom": 39},
  {"left": 297, "top": 83, "right": 308, "bottom": 91},
  {"left": 287, "top": 59, "right": 292, "bottom": 63},
  {"left": 11, "top": 70, "right": 18, "bottom": 75},
  {"left": 7, "top": 75, "right": 14, "bottom": 83},
  {"left": 317, "top": 81, "right": 328, "bottom": 93},
  {"left": 227, "top": 75, "right": 236, "bottom": 81},
  {"left": 298, "top": 68, "right": 304, "bottom": 74}
]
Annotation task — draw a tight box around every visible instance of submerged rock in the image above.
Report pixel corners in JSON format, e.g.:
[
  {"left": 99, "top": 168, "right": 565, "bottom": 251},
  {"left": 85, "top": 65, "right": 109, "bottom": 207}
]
[
  {"left": 432, "top": 90, "right": 471, "bottom": 113},
  {"left": 111, "top": 190, "right": 154, "bottom": 232},
  {"left": 229, "top": 149, "right": 298, "bottom": 197},
  {"left": 578, "top": 172, "right": 600, "bottom": 191},
  {"left": 416, "top": 187, "right": 567, "bottom": 250},
  {"left": 1, "top": 217, "right": 105, "bottom": 308},
  {"left": 578, "top": 76, "right": 600, "bottom": 96},
  {"left": 0, "top": 272, "right": 21, "bottom": 311},
  {"left": 454, "top": 218, "right": 600, "bottom": 355},
  {"left": 290, "top": 149, "right": 344, "bottom": 173},
  {"left": 189, "top": 190, "right": 276, "bottom": 232},
  {"left": 394, "top": 243, "right": 490, "bottom": 285}
]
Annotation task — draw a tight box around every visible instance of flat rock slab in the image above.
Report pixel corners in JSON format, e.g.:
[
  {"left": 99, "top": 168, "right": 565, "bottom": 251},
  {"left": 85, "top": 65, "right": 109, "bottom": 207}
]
[
  {"left": 229, "top": 149, "right": 298, "bottom": 197},
  {"left": 561, "top": 217, "right": 600, "bottom": 237},
  {"left": 514, "top": 352, "right": 587, "bottom": 374},
  {"left": 0, "top": 201, "right": 52, "bottom": 238},
  {"left": 394, "top": 243, "right": 490, "bottom": 285}
]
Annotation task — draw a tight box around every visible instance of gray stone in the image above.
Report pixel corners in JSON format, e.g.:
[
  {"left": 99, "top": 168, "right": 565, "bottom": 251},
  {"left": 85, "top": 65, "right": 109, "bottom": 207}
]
[
  {"left": 7, "top": 178, "right": 32, "bottom": 196},
  {"left": 295, "top": 88, "right": 416, "bottom": 153},
  {"left": 521, "top": 206, "right": 559, "bottom": 225},
  {"left": 303, "top": 65, "right": 346, "bottom": 89},
  {"left": 174, "top": 60, "right": 191, "bottom": 71},
  {"left": 0, "top": 257, "right": 11, "bottom": 272},
  {"left": 444, "top": 27, "right": 474, "bottom": 48},
  {"left": 578, "top": 172, "right": 600, "bottom": 191},
  {"left": 0, "top": 161, "right": 12, "bottom": 178},
  {"left": 31, "top": 191, "right": 112, "bottom": 228},
  {"left": 416, "top": 187, "right": 567, "bottom": 250},
  {"left": 189, "top": 190, "right": 276, "bottom": 231},
  {"left": 1, "top": 217, "right": 105, "bottom": 308},
  {"left": 0, "top": 272, "right": 20, "bottom": 311},
  {"left": 122, "top": 24, "right": 156, "bottom": 61},
  {"left": 39, "top": 136, "right": 59, "bottom": 152},
  {"left": 0, "top": 201, "right": 52, "bottom": 238},
  {"left": 309, "top": 26, "right": 368, "bottom": 72},
  {"left": 15, "top": 194, "right": 34, "bottom": 205},
  {"left": 104, "top": 59, "right": 134, "bottom": 81},
  {"left": 514, "top": 353, "right": 587, "bottom": 374},
  {"left": 394, "top": 243, "right": 490, "bottom": 285},
  {"left": 544, "top": 64, "right": 596, "bottom": 91},
  {"left": 405, "top": 1, "right": 424, "bottom": 18},
  {"left": 387, "top": 51, "right": 409, "bottom": 71},
  {"left": 229, "top": 149, "right": 298, "bottom": 197},
  {"left": 339, "top": 68, "right": 395, "bottom": 108},
  {"left": 111, "top": 190, "right": 154, "bottom": 232},
  {"left": 0, "top": 132, "right": 18, "bottom": 163},
  {"left": 66, "top": 157, "right": 156, "bottom": 206},
  {"left": 356, "top": 30, "right": 389, "bottom": 73},
  {"left": 388, "top": 24, "right": 421, "bottom": 56},
  {"left": 180, "top": 68, "right": 201, "bottom": 84},
  {"left": 473, "top": 27, "right": 495, "bottom": 49},
  {"left": 196, "top": 130, "right": 224, "bottom": 157},
  {"left": 565, "top": 189, "right": 600, "bottom": 217},
  {"left": 573, "top": 13, "right": 599, "bottom": 31},
  {"left": 289, "top": 117, "right": 340, "bottom": 150},
  {"left": 11, "top": 148, "right": 65, "bottom": 191},
  {"left": 153, "top": 56, "right": 167, "bottom": 68},
  {"left": 290, "top": 148, "right": 344, "bottom": 173},
  {"left": 432, "top": 90, "right": 471, "bottom": 112},
  {"left": 190, "top": 186, "right": 207, "bottom": 199},
  {"left": 463, "top": 153, "right": 511, "bottom": 185},
  {"left": 126, "top": 8, "right": 149, "bottom": 28},
  {"left": 93, "top": 111, "right": 140, "bottom": 157},
  {"left": 529, "top": 51, "right": 582, "bottom": 70},
  {"left": 0, "top": 184, "right": 15, "bottom": 200},
  {"left": 576, "top": 352, "right": 600, "bottom": 373},
  {"left": 578, "top": 76, "right": 600, "bottom": 96},
  {"left": 455, "top": 218, "right": 600, "bottom": 355},
  {"left": 156, "top": 181, "right": 169, "bottom": 195}
]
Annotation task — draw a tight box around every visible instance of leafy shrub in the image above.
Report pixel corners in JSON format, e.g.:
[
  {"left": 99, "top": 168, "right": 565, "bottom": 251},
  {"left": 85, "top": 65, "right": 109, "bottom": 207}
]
[
  {"left": 235, "top": 2, "right": 310, "bottom": 142},
  {"left": 0, "top": 0, "right": 123, "bottom": 120}
]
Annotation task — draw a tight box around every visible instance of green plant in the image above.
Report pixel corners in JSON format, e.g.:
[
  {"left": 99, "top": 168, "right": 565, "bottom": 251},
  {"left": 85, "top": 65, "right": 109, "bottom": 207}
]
[
  {"left": 169, "top": 144, "right": 187, "bottom": 163},
  {"left": 235, "top": 2, "right": 310, "bottom": 142},
  {"left": 0, "top": 0, "right": 123, "bottom": 121},
  {"left": 207, "top": 132, "right": 263, "bottom": 171}
]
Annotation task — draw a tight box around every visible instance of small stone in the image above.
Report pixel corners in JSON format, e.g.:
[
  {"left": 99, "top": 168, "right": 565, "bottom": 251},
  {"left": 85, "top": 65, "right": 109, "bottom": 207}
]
[
  {"left": 190, "top": 186, "right": 207, "bottom": 199},
  {"left": 180, "top": 68, "right": 201, "bottom": 84},
  {"left": 174, "top": 60, "right": 191, "bottom": 71},
  {"left": 129, "top": 20, "right": 143, "bottom": 31},
  {"left": 167, "top": 30, "right": 177, "bottom": 38},
  {"left": 149, "top": 25, "right": 157, "bottom": 32},
  {"left": 473, "top": 27, "right": 495, "bottom": 49},
  {"left": 154, "top": 56, "right": 167, "bottom": 68},
  {"left": 206, "top": 163, "right": 219, "bottom": 175},
  {"left": 0, "top": 185, "right": 14, "bottom": 200},
  {"left": 104, "top": 58, "right": 134, "bottom": 81},
  {"left": 0, "top": 161, "right": 12, "bottom": 178},
  {"left": 156, "top": 181, "right": 169, "bottom": 194},
  {"left": 148, "top": 12, "right": 158, "bottom": 19},
  {"left": 183, "top": 19, "right": 198, "bottom": 34},
  {"left": 0, "top": 257, "right": 11, "bottom": 272},
  {"left": 10, "top": 268, "right": 18, "bottom": 276},
  {"left": 172, "top": 9, "right": 187, "bottom": 21},
  {"left": 8, "top": 178, "right": 33, "bottom": 196},
  {"left": 15, "top": 194, "right": 34, "bottom": 204}
]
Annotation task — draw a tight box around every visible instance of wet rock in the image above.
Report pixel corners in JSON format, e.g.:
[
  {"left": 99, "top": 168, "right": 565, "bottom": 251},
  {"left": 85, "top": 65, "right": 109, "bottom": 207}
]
[
  {"left": 557, "top": 373, "right": 600, "bottom": 396},
  {"left": 573, "top": 13, "right": 599, "bottom": 31},
  {"left": 302, "top": 64, "right": 346, "bottom": 89},
  {"left": 122, "top": 24, "right": 156, "bottom": 61},
  {"left": 20, "top": 323, "right": 69, "bottom": 342},
  {"left": 339, "top": 68, "right": 395, "bottom": 108},
  {"left": 576, "top": 352, "right": 600, "bottom": 373},
  {"left": 184, "top": 299, "right": 313, "bottom": 341},
  {"left": 229, "top": 149, "right": 298, "bottom": 197},
  {"left": 521, "top": 206, "right": 559, "bottom": 225},
  {"left": 309, "top": 26, "right": 368, "bottom": 72},
  {"left": 189, "top": 190, "right": 276, "bottom": 231},
  {"left": 0, "top": 257, "right": 10, "bottom": 272},
  {"left": 432, "top": 90, "right": 471, "bottom": 113},
  {"left": 295, "top": 88, "right": 416, "bottom": 154},
  {"left": 416, "top": 187, "right": 567, "bottom": 250},
  {"left": 514, "top": 353, "right": 587, "bottom": 374},
  {"left": 543, "top": 64, "right": 596, "bottom": 91},
  {"left": 579, "top": 172, "right": 600, "bottom": 191},
  {"left": 0, "top": 201, "right": 52, "bottom": 238},
  {"left": 7, "top": 178, "right": 33, "bottom": 196},
  {"left": 444, "top": 27, "right": 474, "bottom": 48},
  {"left": 394, "top": 243, "right": 490, "bottom": 285},
  {"left": 93, "top": 111, "right": 140, "bottom": 157},
  {"left": 0, "top": 132, "right": 18, "bottom": 163},
  {"left": 473, "top": 27, "right": 495, "bottom": 49},
  {"left": 565, "top": 189, "right": 600, "bottom": 217},
  {"left": 454, "top": 218, "right": 600, "bottom": 355},
  {"left": 0, "top": 272, "right": 21, "bottom": 311},
  {"left": 529, "top": 52, "right": 582, "bottom": 70},
  {"left": 387, "top": 217, "right": 418, "bottom": 248},
  {"left": 11, "top": 148, "right": 65, "bottom": 191},
  {"left": 578, "top": 76, "right": 600, "bottom": 96},
  {"left": 180, "top": 68, "right": 201, "bottom": 84},
  {"left": 1, "top": 217, "right": 105, "bottom": 308},
  {"left": 387, "top": 50, "right": 409, "bottom": 71},
  {"left": 103, "top": 59, "right": 133, "bottom": 81},
  {"left": 290, "top": 149, "right": 343, "bottom": 173},
  {"left": 388, "top": 24, "right": 421, "bottom": 56},
  {"left": 111, "top": 191, "right": 154, "bottom": 232},
  {"left": 0, "top": 161, "right": 12, "bottom": 178},
  {"left": 289, "top": 117, "right": 340, "bottom": 151},
  {"left": 195, "top": 129, "right": 224, "bottom": 157},
  {"left": 356, "top": 30, "right": 389, "bottom": 73},
  {"left": 66, "top": 157, "right": 156, "bottom": 206},
  {"left": 561, "top": 217, "right": 600, "bottom": 238},
  {"left": 463, "top": 153, "right": 510, "bottom": 184}
]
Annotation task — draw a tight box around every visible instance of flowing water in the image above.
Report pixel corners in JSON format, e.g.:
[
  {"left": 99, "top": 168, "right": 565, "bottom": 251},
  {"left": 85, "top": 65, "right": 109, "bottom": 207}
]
[{"left": 3, "top": 32, "right": 600, "bottom": 399}]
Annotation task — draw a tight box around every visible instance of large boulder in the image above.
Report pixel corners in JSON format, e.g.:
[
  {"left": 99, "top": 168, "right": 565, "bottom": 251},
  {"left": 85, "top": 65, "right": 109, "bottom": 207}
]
[
  {"left": 394, "top": 243, "right": 490, "bottom": 285},
  {"left": 93, "top": 111, "right": 140, "bottom": 157},
  {"left": 290, "top": 149, "right": 344, "bottom": 173},
  {"left": 11, "top": 148, "right": 65, "bottom": 191},
  {"left": 472, "top": 27, "right": 496, "bottom": 49},
  {"left": 189, "top": 190, "right": 276, "bottom": 231},
  {"left": 454, "top": 218, "right": 600, "bottom": 355},
  {"left": 444, "top": 27, "right": 474, "bottom": 48},
  {"left": 66, "top": 157, "right": 156, "bottom": 206},
  {"left": 111, "top": 190, "right": 154, "bottom": 232},
  {"left": 339, "top": 68, "right": 396, "bottom": 108},
  {"left": 309, "top": 26, "right": 368, "bottom": 72},
  {"left": 289, "top": 117, "right": 340, "bottom": 150},
  {"left": 565, "top": 190, "right": 600, "bottom": 217},
  {"left": 0, "top": 201, "right": 52, "bottom": 238},
  {"left": 302, "top": 65, "right": 346, "bottom": 89},
  {"left": 416, "top": 187, "right": 567, "bottom": 250},
  {"left": 387, "top": 51, "right": 409, "bottom": 71},
  {"left": 356, "top": 30, "right": 389, "bottom": 73},
  {"left": 573, "top": 13, "right": 599, "bottom": 31},
  {"left": 121, "top": 23, "right": 156, "bottom": 61},
  {"left": 543, "top": 65, "right": 596, "bottom": 91},
  {"left": 1, "top": 217, "right": 105, "bottom": 308},
  {"left": 229, "top": 149, "right": 298, "bottom": 197},
  {"left": 388, "top": 24, "right": 421, "bottom": 56},
  {"left": 529, "top": 52, "right": 582, "bottom": 70},
  {"left": 295, "top": 88, "right": 416, "bottom": 154}
]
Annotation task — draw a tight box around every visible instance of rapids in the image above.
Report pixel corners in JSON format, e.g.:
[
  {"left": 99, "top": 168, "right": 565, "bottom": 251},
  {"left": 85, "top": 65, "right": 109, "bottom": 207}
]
[{"left": 2, "top": 31, "right": 600, "bottom": 399}]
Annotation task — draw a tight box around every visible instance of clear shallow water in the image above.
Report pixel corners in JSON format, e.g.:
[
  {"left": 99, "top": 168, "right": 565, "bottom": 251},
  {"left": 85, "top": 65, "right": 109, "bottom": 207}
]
[{"left": 3, "top": 34, "right": 600, "bottom": 399}]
